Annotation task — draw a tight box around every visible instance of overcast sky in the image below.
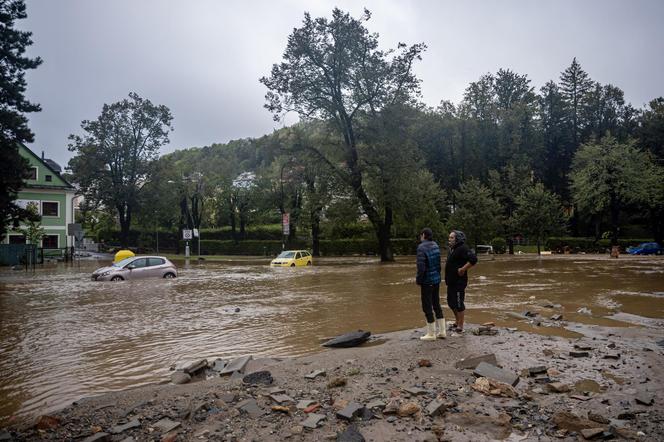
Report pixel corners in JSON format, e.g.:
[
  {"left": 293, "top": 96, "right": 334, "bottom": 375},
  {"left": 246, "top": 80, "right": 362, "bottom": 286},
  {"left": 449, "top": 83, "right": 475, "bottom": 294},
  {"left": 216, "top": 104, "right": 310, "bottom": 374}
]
[{"left": 18, "top": 0, "right": 664, "bottom": 167}]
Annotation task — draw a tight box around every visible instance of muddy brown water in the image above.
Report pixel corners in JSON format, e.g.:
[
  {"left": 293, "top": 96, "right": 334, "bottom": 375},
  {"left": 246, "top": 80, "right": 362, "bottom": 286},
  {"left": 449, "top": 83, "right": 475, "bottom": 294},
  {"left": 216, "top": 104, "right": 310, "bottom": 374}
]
[{"left": 0, "top": 254, "right": 662, "bottom": 426}]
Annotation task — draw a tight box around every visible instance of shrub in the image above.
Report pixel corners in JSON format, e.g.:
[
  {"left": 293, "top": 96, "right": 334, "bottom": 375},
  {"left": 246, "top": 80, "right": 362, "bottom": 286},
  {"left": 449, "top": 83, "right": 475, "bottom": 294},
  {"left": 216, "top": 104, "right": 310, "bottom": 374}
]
[{"left": 491, "top": 237, "right": 507, "bottom": 254}]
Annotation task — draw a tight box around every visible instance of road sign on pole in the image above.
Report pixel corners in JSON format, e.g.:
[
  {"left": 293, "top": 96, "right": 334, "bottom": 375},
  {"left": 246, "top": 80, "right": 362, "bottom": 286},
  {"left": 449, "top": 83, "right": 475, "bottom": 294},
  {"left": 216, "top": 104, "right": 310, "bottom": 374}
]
[{"left": 183, "top": 229, "right": 193, "bottom": 240}]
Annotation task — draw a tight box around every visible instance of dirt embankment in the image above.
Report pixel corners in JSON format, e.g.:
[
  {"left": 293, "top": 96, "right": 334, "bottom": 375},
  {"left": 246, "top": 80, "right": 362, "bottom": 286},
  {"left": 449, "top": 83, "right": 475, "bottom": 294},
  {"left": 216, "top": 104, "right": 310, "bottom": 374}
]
[{"left": 4, "top": 322, "right": 664, "bottom": 441}]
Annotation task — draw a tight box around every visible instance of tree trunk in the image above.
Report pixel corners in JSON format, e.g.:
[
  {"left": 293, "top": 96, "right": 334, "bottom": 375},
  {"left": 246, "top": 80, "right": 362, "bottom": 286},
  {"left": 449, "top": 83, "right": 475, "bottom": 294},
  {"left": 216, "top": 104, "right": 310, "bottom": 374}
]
[
  {"left": 117, "top": 204, "right": 131, "bottom": 248},
  {"left": 609, "top": 192, "right": 619, "bottom": 246},
  {"left": 311, "top": 207, "right": 321, "bottom": 257},
  {"left": 651, "top": 208, "right": 664, "bottom": 245},
  {"left": 508, "top": 237, "right": 514, "bottom": 255},
  {"left": 377, "top": 206, "right": 394, "bottom": 261},
  {"left": 537, "top": 238, "right": 541, "bottom": 255}
]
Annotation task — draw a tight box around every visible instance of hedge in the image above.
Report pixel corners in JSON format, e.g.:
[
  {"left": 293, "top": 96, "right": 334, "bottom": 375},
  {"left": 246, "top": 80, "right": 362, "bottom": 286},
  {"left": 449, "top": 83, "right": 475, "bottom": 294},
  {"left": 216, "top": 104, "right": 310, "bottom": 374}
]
[
  {"left": 546, "top": 237, "right": 655, "bottom": 253},
  {"left": 178, "top": 238, "right": 419, "bottom": 256}
]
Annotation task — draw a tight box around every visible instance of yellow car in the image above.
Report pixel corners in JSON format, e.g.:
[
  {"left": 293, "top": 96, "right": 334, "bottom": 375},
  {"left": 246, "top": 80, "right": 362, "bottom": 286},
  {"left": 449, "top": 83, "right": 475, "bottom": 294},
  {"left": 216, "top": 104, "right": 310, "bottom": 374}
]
[{"left": 270, "top": 250, "right": 313, "bottom": 267}]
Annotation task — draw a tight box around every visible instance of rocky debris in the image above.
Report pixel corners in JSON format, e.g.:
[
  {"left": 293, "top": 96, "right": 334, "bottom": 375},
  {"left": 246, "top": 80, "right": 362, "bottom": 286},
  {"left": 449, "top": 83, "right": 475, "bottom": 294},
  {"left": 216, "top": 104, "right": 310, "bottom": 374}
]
[
  {"left": 0, "top": 431, "right": 11, "bottom": 441},
  {"left": 570, "top": 351, "right": 590, "bottom": 358},
  {"left": 546, "top": 382, "right": 571, "bottom": 393},
  {"left": 182, "top": 359, "right": 207, "bottom": 375},
  {"left": 336, "top": 402, "right": 365, "bottom": 420},
  {"left": 474, "top": 361, "right": 519, "bottom": 386},
  {"left": 296, "top": 399, "right": 317, "bottom": 409},
  {"left": 603, "top": 353, "right": 620, "bottom": 360},
  {"left": 425, "top": 399, "right": 455, "bottom": 417},
  {"left": 82, "top": 432, "right": 110, "bottom": 442},
  {"left": 403, "top": 386, "right": 430, "bottom": 396},
  {"left": 153, "top": 418, "right": 180, "bottom": 434},
  {"left": 322, "top": 330, "right": 371, "bottom": 348},
  {"left": 110, "top": 418, "right": 141, "bottom": 434},
  {"left": 550, "top": 314, "right": 563, "bottom": 321},
  {"left": 587, "top": 412, "right": 610, "bottom": 424},
  {"left": 35, "top": 415, "right": 61, "bottom": 430},
  {"left": 303, "top": 403, "right": 321, "bottom": 414},
  {"left": 636, "top": 394, "right": 654, "bottom": 405},
  {"left": 446, "top": 411, "right": 512, "bottom": 440},
  {"left": 527, "top": 365, "right": 547, "bottom": 376},
  {"left": 219, "top": 355, "right": 252, "bottom": 376},
  {"left": 327, "top": 377, "right": 347, "bottom": 388},
  {"left": 301, "top": 413, "right": 326, "bottom": 429},
  {"left": 397, "top": 402, "right": 421, "bottom": 417},
  {"left": 237, "top": 398, "right": 263, "bottom": 417},
  {"left": 570, "top": 394, "right": 592, "bottom": 401},
  {"left": 472, "top": 326, "right": 498, "bottom": 336},
  {"left": 472, "top": 377, "right": 518, "bottom": 398},
  {"left": 337, "top": 425, "right": 365, "bottom": 442},
  {"left": 580, "top": 427, "right": 606, "bottom": 440},
  {"left": 170, "top": 371, "right": 191, "bottom": 385},
  {"left": 304, "top": 369, "right": 326, "bottom": 379},
  {"left": 574, "top": 344, "right": 594, "bottom": 351},
  {"left": 577, "top": 307, "right": 592, "bottom": 315},
  {"left": 219, "top": 392, "right": 236, "bottom": 403},
  {"left": 523, "top": 311, "right": 538, "bottom": 317},
  {"left": 417, "top": 359, "right": 432, "bottom": 367},
  {"left": 455, "top": 353, "right": 497, "bottom": 369},
  {"left": 552, "top": 411, "right": 598, "bottom": 432},
  {"left": 210, "top": 358, "right": 227, "bottom": 372},
  {"left": 366, "top": 400, "right": 386, "bottom": 411},
  {"left": 271, "top": 405, "right": 290, "bottom": 413},
  {"left": 269, "top": 393, "right": 294, "bottom": 404},
  {"left": 242, "top": 370, "right": 273, "bottom": 385}
]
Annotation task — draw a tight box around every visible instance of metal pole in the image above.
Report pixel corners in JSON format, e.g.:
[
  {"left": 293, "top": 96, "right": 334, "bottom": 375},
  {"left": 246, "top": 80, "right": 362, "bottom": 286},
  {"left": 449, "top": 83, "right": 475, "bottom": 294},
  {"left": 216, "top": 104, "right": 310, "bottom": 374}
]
[{"left": 198, "top": 228, "right": 201, "bottom": 257}]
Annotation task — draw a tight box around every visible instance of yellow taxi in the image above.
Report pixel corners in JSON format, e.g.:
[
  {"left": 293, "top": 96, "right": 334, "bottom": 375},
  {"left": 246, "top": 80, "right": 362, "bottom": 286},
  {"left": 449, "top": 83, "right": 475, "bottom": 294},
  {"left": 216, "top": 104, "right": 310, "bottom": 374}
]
[{"left": 270, "top": 250, "right": 313, "bottom": 267}]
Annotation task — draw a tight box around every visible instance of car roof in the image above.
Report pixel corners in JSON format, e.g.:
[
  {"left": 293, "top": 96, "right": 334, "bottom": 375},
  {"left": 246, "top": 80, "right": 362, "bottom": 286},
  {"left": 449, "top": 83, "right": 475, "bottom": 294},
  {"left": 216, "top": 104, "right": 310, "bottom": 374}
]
[{"left": 282, "top": 250, "right": 310, "bottom": 253}]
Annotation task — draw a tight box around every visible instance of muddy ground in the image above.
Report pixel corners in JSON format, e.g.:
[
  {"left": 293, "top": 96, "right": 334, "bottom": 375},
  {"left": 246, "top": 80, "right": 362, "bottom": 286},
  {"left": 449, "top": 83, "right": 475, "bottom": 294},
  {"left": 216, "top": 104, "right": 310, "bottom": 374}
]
[{"left": 3, "top": 321, "right": 664, "bottom": 442}]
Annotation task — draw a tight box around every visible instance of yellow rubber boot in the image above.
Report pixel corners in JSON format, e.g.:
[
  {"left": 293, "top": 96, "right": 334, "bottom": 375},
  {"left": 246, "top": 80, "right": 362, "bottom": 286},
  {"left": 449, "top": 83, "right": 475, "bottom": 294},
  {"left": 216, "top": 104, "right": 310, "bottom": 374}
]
[{"left": 420, "top": 322, "right": 436, "bottom": 341}]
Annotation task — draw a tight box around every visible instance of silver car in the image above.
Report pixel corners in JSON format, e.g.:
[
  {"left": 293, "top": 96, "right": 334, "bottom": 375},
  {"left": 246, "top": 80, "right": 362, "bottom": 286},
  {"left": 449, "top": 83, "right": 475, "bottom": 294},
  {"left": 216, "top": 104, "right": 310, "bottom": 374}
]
[{"left": 92, "top": 256, "right": 178, "bottom": 281}]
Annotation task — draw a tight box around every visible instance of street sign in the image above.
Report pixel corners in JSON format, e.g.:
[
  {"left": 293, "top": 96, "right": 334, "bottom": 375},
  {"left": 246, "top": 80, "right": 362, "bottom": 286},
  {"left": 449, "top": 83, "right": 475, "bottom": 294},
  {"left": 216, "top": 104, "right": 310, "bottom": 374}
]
[
  {"left": 282, "top": 213, "right": 290, "bottom": 235},
  {"left": 74, "top": 230, "right": 85, "bottom": 242},
  {"left": 67, "top": 223, "right": 82, "bottom": 236},
  {"left": 182, "top": 229, "right": 193, "bottom": 240},
  {"left": 193, "top": 228, "right": 199, "bottom": 238}
]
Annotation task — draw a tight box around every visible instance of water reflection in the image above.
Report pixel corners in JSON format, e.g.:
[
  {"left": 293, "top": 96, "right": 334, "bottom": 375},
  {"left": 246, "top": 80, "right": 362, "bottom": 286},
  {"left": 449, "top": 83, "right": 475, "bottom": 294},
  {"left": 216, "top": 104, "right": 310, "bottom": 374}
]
[{"left": 0, "top": 255, "right": 662, "bottom": 425}]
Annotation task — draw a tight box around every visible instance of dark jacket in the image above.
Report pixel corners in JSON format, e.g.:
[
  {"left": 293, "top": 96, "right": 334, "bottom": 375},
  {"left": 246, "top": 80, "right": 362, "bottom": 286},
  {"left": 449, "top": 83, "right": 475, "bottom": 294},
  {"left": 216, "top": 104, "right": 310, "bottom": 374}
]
[
  {"left": 445, "top": 242, "right": 477, "bottom": 287},
  {"left": 416, "top": 240, "right": 441, "bottom": 285}
]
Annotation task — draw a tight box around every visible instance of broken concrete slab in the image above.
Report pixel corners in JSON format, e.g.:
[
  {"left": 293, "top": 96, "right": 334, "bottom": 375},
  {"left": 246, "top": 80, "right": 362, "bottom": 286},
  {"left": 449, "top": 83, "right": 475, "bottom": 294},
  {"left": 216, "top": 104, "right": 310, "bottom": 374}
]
[
  {"left": 110, "top": 419, "right": 141, "bottom": 434},
  {"left": 403, "top": 386, "right": 430, "bottom": 396},
  {"left": 547, "top": 382, "right": 571, "bottom": 393},
  {"left": 296, "top": 400, "right": 317, "bottom": 410},
  {"left": 366, "top": 400, "right": 386, "bottom": 410},
  {"left": 425, "top": 399, "right": 453, "bottom": 417},
  {"left": 455, "top": 353, "right": 497, "bottom": 370},
  {"left": 569, "top": 351, "right": 590, "bottom": 358},
  {"left": 153, "top": 418, "right": 181, "bottom": 434},
  {"left": 242, "top": 370, "right": 273, "bottom": 385},
  {"left": 473, "top": 361, "right": 519, "bottom": 386},
  {"left": 236, "top": 399, "right": 263, "bottom": 417},
  {"left": 527, "top": 366, "right": 547, "bottom": 376},
  {"left": 322, "top": 330, "right": 371, "bottom": 348},
  {"left": 210, "top": 358, "right": 226, "bottom": 372},
  {"left": 336, "top": 402, "right": 365, "bottom": 420},
  {"left": 301, "top": 413, "right": 326, "bottom": 429},
  {"left": 182, "top": 359, "right": 207, "bottom": 374},
  {"left": 580, "top": 427, "right": 606, "bottom": 440},
  {"left": 635, "top": 394, "right": 654, "bottom": 406},
  {"left": 304, "top": 369, "right": 326, "bottom": 379},
  {"left": 219, "top": 392, "right": 236, "bottom": 403},
  {"left": 269, "top": 393, "right": 294, "bottom": 404},
  {"left": 219, "top": 355, "right": 252, "bottom": 375}
]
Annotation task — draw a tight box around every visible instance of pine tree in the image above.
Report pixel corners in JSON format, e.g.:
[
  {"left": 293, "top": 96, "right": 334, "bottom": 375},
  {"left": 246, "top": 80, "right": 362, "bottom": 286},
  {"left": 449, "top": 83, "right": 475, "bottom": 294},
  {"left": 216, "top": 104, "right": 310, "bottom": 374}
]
[
  {"left": 0, "top": 0, "right": 42, "bottom": 239},
  {"left": 559, "top": 57, "right": 593, "bottom": 147}
]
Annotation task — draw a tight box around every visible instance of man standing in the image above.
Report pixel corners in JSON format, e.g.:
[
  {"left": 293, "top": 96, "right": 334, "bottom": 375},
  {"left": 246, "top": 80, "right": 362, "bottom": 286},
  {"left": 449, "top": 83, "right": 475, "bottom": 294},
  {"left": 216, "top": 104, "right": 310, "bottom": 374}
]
[
  {"left": 416, "top": 227, "right": 446, "bottom": 340},
  {"left": 445, "top": 230, "right": 477, "bottom": 334}
]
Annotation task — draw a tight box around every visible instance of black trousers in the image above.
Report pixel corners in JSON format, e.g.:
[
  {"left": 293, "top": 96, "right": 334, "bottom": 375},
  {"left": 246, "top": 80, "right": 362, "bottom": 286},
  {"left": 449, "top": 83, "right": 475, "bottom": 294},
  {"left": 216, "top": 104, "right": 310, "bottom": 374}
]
[{"left": 420, "top": 283, "right": 443, "bottom": 323}]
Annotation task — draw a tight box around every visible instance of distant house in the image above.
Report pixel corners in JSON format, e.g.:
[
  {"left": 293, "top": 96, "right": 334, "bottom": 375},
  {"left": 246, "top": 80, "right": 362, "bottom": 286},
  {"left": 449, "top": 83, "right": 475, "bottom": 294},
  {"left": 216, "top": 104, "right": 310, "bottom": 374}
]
[{"left": 2, "top": 144, "right": 76, "bottom": 249}]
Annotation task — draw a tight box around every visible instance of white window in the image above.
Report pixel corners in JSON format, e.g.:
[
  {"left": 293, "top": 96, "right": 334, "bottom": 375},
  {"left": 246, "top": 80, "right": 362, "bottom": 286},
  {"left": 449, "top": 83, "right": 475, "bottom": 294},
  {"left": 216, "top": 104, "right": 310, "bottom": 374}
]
[
  {"left": 27, "top": 167, "right": 37, "bottom": 180},
  {"left": 41, "top": 201, "right": 59, "bottom": 217}
]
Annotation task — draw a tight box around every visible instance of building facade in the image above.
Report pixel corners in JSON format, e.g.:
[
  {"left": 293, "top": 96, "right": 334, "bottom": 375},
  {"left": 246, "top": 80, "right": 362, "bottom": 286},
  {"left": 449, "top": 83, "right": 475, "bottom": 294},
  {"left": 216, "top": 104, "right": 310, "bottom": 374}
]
[{"left": 2, "top": 144, "right": 76, "bottom": 249}]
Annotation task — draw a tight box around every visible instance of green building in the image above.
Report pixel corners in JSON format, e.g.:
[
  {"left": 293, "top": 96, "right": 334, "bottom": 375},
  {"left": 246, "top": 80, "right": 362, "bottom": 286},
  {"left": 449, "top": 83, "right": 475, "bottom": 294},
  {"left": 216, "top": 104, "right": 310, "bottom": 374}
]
[{"left": 2, "top": 144, "right": 76, "bottom": 249}]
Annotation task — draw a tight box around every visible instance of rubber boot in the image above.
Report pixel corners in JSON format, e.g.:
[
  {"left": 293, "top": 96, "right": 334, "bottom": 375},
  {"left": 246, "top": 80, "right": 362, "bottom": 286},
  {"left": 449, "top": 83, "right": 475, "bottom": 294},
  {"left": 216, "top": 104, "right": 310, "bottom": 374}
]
[
  {"left": 436, "top": 318, "right": 447, "bottom": 338},
  {"left": 420, "top": 322, "right": 436, "bottom": 341}
]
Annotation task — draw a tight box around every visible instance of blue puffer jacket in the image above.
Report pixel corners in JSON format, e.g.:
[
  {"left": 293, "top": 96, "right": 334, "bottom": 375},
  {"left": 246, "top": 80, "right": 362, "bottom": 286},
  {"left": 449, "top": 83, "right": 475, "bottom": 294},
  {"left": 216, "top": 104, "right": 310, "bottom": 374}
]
[{"left": 416, "top": 240, "right": 441, "bottom": 285}]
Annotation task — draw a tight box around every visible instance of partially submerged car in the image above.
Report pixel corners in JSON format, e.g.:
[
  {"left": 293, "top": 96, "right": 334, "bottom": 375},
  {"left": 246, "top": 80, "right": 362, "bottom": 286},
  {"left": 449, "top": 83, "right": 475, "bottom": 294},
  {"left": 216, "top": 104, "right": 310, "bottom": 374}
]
[
  {"left": 626, "top": 242, "right": 663, "bottom": 255},
  {"left": 270, "top": 250, "right": 313, "bottom": 267},
  {"left": 92, "top": 256, "right": 178, "bottom": 281}
]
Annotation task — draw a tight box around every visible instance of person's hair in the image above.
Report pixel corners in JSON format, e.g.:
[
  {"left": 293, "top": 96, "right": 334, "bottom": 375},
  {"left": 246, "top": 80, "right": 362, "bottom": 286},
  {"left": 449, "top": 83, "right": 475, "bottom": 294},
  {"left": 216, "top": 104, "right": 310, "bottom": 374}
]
[{"left": 420, "top": 227, "right": 433, "bottom": 240}]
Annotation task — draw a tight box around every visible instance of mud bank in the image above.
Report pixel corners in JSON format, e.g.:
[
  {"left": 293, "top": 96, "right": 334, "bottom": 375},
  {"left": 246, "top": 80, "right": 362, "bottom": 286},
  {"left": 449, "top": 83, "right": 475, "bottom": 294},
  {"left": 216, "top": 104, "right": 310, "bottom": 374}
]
[{"left": 3, "top": 322, "right": 664, "bottom": 442}]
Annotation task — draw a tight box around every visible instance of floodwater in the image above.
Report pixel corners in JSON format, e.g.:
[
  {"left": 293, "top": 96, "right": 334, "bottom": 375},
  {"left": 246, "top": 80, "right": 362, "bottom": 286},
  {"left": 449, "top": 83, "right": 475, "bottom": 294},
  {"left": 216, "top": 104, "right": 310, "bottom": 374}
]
[{"left": 0, "top": 254, "right": 662, "bottom": 425}]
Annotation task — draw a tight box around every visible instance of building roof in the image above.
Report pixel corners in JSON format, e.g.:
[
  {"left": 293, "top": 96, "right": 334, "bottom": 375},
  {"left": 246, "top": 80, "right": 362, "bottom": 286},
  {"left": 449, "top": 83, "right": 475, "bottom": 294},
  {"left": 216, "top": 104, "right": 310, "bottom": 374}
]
[{"left": 19, "top": 144, "right": 75, "bottom": 190}]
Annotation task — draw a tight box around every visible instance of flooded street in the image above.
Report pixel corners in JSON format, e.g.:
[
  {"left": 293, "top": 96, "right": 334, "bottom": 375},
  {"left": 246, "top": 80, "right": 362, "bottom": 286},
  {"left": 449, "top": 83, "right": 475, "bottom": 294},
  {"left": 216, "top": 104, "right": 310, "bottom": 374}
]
[{"left": 0, "top": 255, "right": 663, "bottom": 426}]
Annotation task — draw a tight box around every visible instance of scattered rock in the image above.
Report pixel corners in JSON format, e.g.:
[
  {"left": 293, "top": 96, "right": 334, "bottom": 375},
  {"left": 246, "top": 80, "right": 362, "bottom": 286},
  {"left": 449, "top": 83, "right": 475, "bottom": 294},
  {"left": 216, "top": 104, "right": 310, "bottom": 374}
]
[
  {"left": 577, "top": 307, "right": 592, "bottom": 315},
  {"left": 472, "top": 326, "right": 498, "bottom": 336},
  {"left": 602, "top": 353, "right": 620, "bottom": 360},
  {"left": 386, "top": 416, "right": 397, "bottom": 423},
  {"left": 425, "top": 399, "right": 454, "bottom": 417},
  {"left": 296, "top": 400, "right": 317, "bottom": 409},
  {"left": 210, "top": 358, "right": 227, "bottom": 372},
  {"left": 242, "top": 370, "right": 273, "bottom": 385},
  {"left": 236, "top": 399, "right": 263, "bottom": 417},
  {"left": 587, "top": 412, "right": 609, "bottom": 424},
  {"left": 569, "top": 351, "right": 590, "bottom": 358},
  {"left": 170, "top": 371, "right": 191, "bottom": 385},
  {"left": 418, "top": 359, "right": 432, "bottom": 367},
  {"left": 35, "top": 415, "right": 61, "bottom": 430},
  {"left": 269, "top": 393, "right": 294, "bottom": 404},
  {"left": 327, "top": 377, "right": 347, "bottom": 388},
  {"left": 82, "top": 433, "right": 110, "bottom": 442},
  {"left": 550, "top": 314, "right": 563, "bottom": 321},
  {"left": 182, "top": 359, "right": 207, "bottom": 374},
  {"left": 403, "top": 386, "right": 429, "bottom": 396},
  {"left": 336, "top": 402, "right": 365, "bottom": 420},
  {"left": 153, "top": 418, "right": 181, "bottom": 434},
  {"left": 527, "top": 366, "right": 547, "bottom": 376},
  {"left": 546, "top": 382, "right": 571, "bottom": 393},
  {"left": 305, "top": 369, "right": 326, "bottom": 379},
  {"left": 397, "top": 402, "right": 421, "bottom": 417},
  {"left": 110, "top": 419, "right": 141, "bottom": 434},
  {"left": 383, "top": 399, "right": 399, "bottom": 414},
  {"left": 219, "top": 355, "right": 252, "bottom": 375},
  {"left": 580, "top": 428, "right": 606, "bottom": 440},
  {"left": 552, "top": 411, "right": 598, "bottom": 432},
  {"left": 472, "top": 377, "right": 517, "bottom": 398},
  {"left": 473, "top": 361, "right": 519, "bottom": 386},
  {"left": 322, "top": 330, "right": 371, "bottom": 348},
  {"left": 219, "top": 392, "right": 236, "bottom": 403},
  {"left": 635, "top": 394, "right": 654, "bottom": 406},
  {"left": 337, "top": 425, "right": 365, "bottom": 442},
  {"left": 455, "top": 353, "right": 497, "bottom": 370},
  {"left": 304, "top": 403, "right": 321, "bottom": 414},
  {"left": 366, "top": 400, "right": 385, "bottom": 410},
  {"left": 301, "top": 413, "right": 326, "bottom": 429}
]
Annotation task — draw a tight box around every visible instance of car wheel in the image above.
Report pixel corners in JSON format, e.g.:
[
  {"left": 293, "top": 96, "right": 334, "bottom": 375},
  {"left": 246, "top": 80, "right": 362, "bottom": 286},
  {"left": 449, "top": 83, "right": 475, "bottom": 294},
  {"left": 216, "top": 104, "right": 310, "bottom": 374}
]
[
  {"left": 290, "top": 263, "right": 295, "bottom": 267},
  {"left": 306, "top": 261, "right": 312, "bottom": 266},
  {"left": 164, "top": 273, "right": 176, "bottom": 279},
  {"left": 110, "top": 276, "right": 123, "bottom": 281}
]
